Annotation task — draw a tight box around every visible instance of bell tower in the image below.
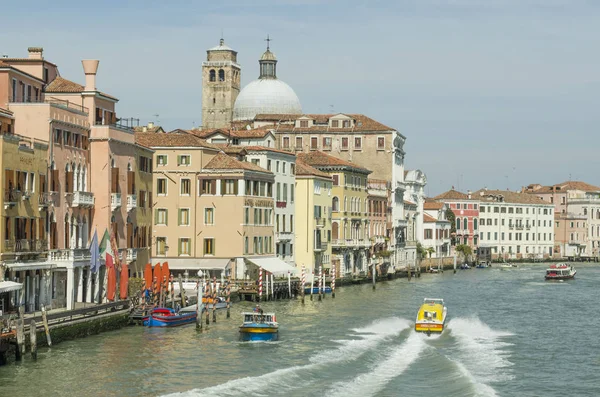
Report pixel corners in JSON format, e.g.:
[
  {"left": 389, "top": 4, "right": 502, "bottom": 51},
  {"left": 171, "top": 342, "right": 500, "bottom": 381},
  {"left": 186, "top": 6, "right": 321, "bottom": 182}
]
[{"left": 202, "top": 38, "right": 241, "bottom": 129}]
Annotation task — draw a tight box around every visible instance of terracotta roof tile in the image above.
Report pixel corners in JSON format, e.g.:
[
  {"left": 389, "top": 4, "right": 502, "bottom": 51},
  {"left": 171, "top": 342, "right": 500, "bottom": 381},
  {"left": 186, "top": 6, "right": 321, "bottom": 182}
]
[
  {"left": 133, "top": 125, "right": 164, "bottom": 133},
  {"left": 295, "top": 160, "right": 332, "bottom": 179},
  {"left": 423, "top": 201, "right": 444, "bottom": 210},
  {"left": 45, "top": 76, "right": 118, "bottom": 100},
  {"left": 0, "top": 107, "right": 14, "bottom": 116},
  {"left": 474, "top": 189, "right": 550, "bottom": 205},
  {"left": 423, "top": 214, "right": 438, "bottom": 223},
  {"left": 243, "top": 145, "right": 296, "bottom": 157},
  {"left": 213, "top": 144, "right": 247, "bottom": 155},
  {"left": 433, "top": 188, "right": 472, "bottom": 201},
  {"left": 297, "top": 151, "right": 371, "bottom": 174},
  {"left": 192, "top": 126, "right": 273, "bottom": 139},
  {"left": 529, "top": 181, "right": 600, "bottom": 193},
  {"left": 204, "top": 152, "right": 272, "bottom": 174},
  {"left": 254, "top": 113, "right": 394, "bottom": 132},
  {"left": 134, "top": 132, "right": 220, "bottom": 150}
]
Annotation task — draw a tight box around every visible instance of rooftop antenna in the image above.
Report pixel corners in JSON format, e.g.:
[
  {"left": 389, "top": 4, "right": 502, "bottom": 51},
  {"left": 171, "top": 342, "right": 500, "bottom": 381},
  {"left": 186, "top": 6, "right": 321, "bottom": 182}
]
[
  {"left": 153, "top": 114, "right": 160, "bottom": 125},
  {"left": 329, "top": 104, "right": 334, "bottom": 114},
  {"left": 265, "top": 34, "right": 272, "bottom": 50}
]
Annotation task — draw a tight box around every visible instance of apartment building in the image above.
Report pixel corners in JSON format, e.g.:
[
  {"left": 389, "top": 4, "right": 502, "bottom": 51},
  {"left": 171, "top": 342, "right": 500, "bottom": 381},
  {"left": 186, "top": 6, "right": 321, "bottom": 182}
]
[
  {"left": 434, "top": 188, "right": 480, "bottom": 248},
  {"left": 297, "top": 151, "right": 372, "bottom": 277},
  {"left": 476, "top": 189, "right": 554, "bottom": 260},
  {"left": 294, "top": 159, "right": 333, "bottom": 276},
  {"left": 422, "top": 201, "right": 451, "bottom": 258}
]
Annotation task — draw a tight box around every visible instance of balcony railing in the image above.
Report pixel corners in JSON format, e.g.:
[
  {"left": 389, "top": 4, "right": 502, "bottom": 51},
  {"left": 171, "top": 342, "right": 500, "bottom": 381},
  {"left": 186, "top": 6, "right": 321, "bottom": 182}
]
[
  {"left": 276, "top": 231, "right": 293, "bottom": 241},
  {"left": 66, "top": 191, "right": 95, "bottom": 208},
  {"left": 315, "top": 217, "right": 326, "bottom": 228},
  {"left": 126, "top": 248, "right": 138, "bottom": 261},
  {"left": 38, "top": 192, "right": 53, "bottom": 208},
  {"left": 331, "top": 239, "right": 371, "bottom": 248},
  {"left": 3, "top": 239, "right": 48, "bottom": 253},
  {"left": 314, "top": 241, "right": 328, "bottom": 252},
  {"left": 127, "top": 194, "right": 137, "bottom": 211},
  {"left": 49, "top": 248, "right": 91, "bottom": 262},
  {"left": 3, "top": 189, "right": 21, "bottom": 208},
  {"left": 9, "top": 96, "right": 89, "bottom": 113},
  {"left": 111, "top": 193, "right": 122, "bottom": 211}
]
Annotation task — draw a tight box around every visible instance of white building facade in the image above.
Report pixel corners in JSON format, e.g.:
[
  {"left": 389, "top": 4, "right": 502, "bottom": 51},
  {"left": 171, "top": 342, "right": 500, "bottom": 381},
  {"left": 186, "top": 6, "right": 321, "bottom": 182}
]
[
  {"left": 243, "top": 147, "right": 296, "bottom": 267},
  {"left": 476, "top": 190, "right": 555, "bottom": 260}
]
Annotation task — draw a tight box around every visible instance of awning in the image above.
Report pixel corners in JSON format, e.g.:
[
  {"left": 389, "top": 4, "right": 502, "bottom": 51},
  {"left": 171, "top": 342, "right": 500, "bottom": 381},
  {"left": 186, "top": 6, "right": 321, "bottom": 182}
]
[
  {"left": 246, "top": 257, "right": 297, "bottom": 276},
  {"left": 163, "top": 258, "right": 232, "bottom": 271},
  {"left": 0, "top": 281, "right": 23, "bottom": 293},
  {"left": 6, "top": 262, "right": 58, "bottom": 271}
]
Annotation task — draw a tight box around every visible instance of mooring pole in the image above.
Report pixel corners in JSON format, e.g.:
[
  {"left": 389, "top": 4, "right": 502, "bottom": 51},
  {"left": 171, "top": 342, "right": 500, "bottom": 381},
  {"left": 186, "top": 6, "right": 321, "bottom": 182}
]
[
  {"left": 41, "top": 305, "right": 52, "bottom": 347},
  {"left": 331, "top": 264, "right": 336, "bottom": 299}
]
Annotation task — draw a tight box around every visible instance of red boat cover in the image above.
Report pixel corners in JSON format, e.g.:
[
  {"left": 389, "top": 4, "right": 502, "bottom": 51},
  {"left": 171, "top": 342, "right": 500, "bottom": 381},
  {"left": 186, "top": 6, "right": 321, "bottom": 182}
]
[
  {"left": 162, "top": 262, "right": 170, "bottom": 293},
  {"left": 144, "top": 263, "right": 152, "bottom": 290},
  {"left": 153, "top": 263, "right": 162, "bottom": 294},
  {"left": 120, "top": 263, "right": 129, "bottom": 300},
  {"left": 106, "top": 258, "right": 116, "bottom": 302}
]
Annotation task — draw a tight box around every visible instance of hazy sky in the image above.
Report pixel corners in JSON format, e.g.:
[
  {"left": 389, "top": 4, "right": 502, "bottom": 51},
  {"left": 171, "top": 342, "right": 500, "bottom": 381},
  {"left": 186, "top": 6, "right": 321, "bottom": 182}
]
[{"left": 2, "top": 0, "right": 599, "bottom": 195}]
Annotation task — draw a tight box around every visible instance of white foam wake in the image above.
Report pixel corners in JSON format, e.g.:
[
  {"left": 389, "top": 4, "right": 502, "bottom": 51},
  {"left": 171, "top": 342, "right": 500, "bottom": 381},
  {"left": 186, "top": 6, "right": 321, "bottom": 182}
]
[
  {"left": 165, "top": 317, "right": 410, "bottom": 397},
  {"left": 327, "top": 332, "right": 428, "bottom": 397},
  {"left": 447, "top": 317, "right": 515, "bottom": 396}
]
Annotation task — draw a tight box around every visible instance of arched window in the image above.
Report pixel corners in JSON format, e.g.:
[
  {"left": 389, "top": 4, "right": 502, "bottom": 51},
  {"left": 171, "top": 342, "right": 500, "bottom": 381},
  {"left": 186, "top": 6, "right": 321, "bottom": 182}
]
[
  {"left": 218, "top": 69, "right": 225, "bottom": 81},
  {"left": 332, "top": 222, "right": 339, "bottom": 240},
  {"left": 474, "top": 218, "right": 478, "bottom": 230},
  {"left": 332, "top": 197, "right": 339, "bottom": 212},
  {"left": 463, "top": 218, "right": 468, "bottom": 230},
  {"left": 209, "top": 69, "right": 216, "bottom": 82},
  {"left": 456, "top": 218, "right": 461, "bottom": 231},
  {"left": 344, "top": 197, "right": 348, "bottom": 212}
]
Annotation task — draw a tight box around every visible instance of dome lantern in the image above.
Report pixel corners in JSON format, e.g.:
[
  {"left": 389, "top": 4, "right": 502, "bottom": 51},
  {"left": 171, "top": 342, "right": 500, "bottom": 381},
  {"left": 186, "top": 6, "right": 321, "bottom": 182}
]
[{"left": 259, "top": 35, "right": 277, "bottom": 79}]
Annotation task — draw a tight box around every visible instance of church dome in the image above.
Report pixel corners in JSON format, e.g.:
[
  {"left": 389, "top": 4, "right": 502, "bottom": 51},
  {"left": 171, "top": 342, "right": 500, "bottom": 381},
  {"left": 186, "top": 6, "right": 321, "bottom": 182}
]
[
  {"left": 260, "top": 49, "right": 277, "bottom": 61},
  {"left": 233, "top": 79, "right": 302, "bottom": 121}
]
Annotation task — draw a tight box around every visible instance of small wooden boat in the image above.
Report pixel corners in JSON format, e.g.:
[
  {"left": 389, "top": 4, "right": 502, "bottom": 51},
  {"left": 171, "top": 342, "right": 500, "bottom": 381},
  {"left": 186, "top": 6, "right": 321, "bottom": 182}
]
[
  {"left": 239, "top": 311, "right": 279, "bottom": 341},
  {"left": 415, "top": 298, "right": 448, "bottom": 336},
  {"left": 500, "top": 263, "right": 518, "bottom": 269},
  {"left": 143, "top": 307, "right": 197, "bottom": 327},
  {"left": 545, "top": 263, "right": 576, "bottom": 281},
  {"left": 459, "top": 264, "right": 470, "bottom": 270}
]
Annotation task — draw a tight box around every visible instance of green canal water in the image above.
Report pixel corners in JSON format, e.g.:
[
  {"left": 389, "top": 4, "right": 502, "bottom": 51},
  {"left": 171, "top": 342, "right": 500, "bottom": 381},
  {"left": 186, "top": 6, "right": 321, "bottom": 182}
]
[{"left": 1, "top": 263, "right": 599, "bottom": 397}]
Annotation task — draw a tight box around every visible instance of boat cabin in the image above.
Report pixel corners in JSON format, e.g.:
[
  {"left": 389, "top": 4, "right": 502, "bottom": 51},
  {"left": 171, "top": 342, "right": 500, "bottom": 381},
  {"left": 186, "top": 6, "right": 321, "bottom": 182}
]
[{"left": 242, "top": 312, "right": 276, "bottom": 324}]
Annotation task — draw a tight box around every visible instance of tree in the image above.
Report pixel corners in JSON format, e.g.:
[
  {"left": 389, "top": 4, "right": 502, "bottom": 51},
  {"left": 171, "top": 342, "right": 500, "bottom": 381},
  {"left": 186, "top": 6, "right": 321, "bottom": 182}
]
[
  {"left": 445, "top": 207, "right": 456, "bottom": 246},
  {"left": 456, "top": 244, "right": 472, "bottom": 261},
  {"left": 426, "top": 247, "right": 435, "bottom": 258},
  {"left": 416, "top": 242, "right": 427, "bottom": 259}
]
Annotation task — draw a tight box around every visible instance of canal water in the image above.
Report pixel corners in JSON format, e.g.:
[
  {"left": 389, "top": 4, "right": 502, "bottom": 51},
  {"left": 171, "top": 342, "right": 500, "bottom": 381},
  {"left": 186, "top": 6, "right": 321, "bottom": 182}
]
[{"left": 1, "top": 263, "right": 599, "bottom": 397}]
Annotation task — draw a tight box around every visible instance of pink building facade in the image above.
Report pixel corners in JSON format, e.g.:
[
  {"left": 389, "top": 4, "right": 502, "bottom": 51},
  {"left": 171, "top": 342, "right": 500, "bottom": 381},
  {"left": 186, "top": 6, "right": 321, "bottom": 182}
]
[{"left": 434, "top": 188, "right": 480, "bottom": 248}]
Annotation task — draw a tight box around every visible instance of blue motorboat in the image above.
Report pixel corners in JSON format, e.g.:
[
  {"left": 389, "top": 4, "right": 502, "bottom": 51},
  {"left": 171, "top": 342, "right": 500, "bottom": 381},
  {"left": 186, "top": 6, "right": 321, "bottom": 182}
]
[
  {"left": 143, "top": 307, "right": 197, "bottom": 327},
  {"left": 304, "top": 286, "right": 332, "bottom": 294},
  {"left": 459, "top": 264, "right": 471, "bottom": 270},
  {"left": 239, "top": 311, "right": 279, "bottom": 341}
]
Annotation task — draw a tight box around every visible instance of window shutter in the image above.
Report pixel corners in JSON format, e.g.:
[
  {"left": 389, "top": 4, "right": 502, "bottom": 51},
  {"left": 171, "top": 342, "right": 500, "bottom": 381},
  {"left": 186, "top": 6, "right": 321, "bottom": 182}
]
[
  {"left": 165, "top": 209, "right": 168, "bottom": 226},
  {"left": 178, "top": 239, "right": 182, "bottom": 255},
  {"left": 177, "top": 155, "right": 181, "bottom": 166},
  {"left": 178, "top": 209, "right": 182, "bottom": 225},
  {"left": 211, "top": 180, "right": 216, "bottom": 194},
  {"left": 148, "top": 191, "right": 153, "bottom": 209},
  {"left": 234, "top": 180, "right": 239, "bottom": 195},
  {"left": 221, "top": 180, "right": 225, "bottom": 195},
  {"left": 154, "top": 208, "right": 158, "bottom": 224}
]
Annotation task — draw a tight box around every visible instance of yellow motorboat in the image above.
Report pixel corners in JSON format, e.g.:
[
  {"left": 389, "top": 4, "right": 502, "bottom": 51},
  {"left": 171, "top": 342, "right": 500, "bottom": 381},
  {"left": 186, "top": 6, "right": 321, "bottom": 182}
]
[{"left": 415, "top": 298, "right": 447, "bottom": 335}]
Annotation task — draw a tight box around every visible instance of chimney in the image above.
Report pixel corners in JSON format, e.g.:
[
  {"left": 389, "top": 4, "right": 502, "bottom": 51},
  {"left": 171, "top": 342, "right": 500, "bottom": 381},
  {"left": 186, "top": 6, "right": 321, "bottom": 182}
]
[
  {"left": 148, "top": 121, "right": 154, "bottom": 129},
  {"left": 81, "top": 59, "right": 100, "bottom": 91},
  {"left": 28, "top": 47, "right": 43, "bottom": 60},
  {"left": 467, "top": 190, "right": 472, "bottom": 199}
]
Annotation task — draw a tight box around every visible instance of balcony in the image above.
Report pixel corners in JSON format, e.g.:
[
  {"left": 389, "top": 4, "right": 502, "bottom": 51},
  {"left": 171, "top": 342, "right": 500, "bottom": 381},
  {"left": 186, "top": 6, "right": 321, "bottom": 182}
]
[
  {"left": 331, "top": 239, "right": 371, "bottom": 248},
  {"left": 276, "top": 201, "right": 287, "bottom": 208},
  {"left": 276, "top": 231, "right": 293, "bottom": 241},
  {"left": 314, "top": 241, "right": 328, "bottom": 252},
  {"left": 3, "top": 190, "right": 21, "bottom": 209},
  {"left": 49, "top": 248, "right": 91, "bottom": 262},
  {"left": 331, "top": 239, "right": 345, "bottom": 247},
  {"left": 66, "top": 191, "right": 95, "bottom": 208},
  {"left": 3, "top": 239, "right": 48, "bottom": 253},
  {"left": 38, "top": 192, "right": 54, "bottom": 210},
  {"left": 111, "top": 193, "right": 122, "bottom": 211},
  {"left": 127, "top": 194, "right": 137, "bottom": 211},
  {"left": 315, "top": 217, "right": 326, "bottom": 228},
  {"left": 373, "top": 236, "right": 387, "bottom": 245},
  {"left": 126, "top": 248, "right": 138, "bottom": 261},
  {"left": 515, "top": 225, "right": 524, "bottom": 230}
]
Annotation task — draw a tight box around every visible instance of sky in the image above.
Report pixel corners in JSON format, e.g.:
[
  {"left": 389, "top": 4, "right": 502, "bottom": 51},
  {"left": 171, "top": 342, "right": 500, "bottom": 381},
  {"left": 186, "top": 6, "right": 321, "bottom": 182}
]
[{"left": 2, "top": 0, "right": 599, "bottom": 196}]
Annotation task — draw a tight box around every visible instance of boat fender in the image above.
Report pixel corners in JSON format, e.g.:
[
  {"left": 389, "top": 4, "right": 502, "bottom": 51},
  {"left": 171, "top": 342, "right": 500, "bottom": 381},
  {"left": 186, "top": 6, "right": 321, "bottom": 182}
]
[{"left": 273, "top": 315, "right": 276, "bottom": 322}]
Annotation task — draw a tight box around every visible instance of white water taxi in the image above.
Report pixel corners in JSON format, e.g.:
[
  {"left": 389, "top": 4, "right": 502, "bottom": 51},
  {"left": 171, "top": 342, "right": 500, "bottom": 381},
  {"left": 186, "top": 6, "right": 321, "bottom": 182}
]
[
  {"left": 415, "top": 298, "right": 448, "bottom": 336},
  {"left": 545, "top": 264, "right": 576, "bottom": 281}
]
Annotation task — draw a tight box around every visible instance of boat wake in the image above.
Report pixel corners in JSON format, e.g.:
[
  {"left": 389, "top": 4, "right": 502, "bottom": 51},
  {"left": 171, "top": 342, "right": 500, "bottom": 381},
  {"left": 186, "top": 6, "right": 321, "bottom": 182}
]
[
  {"left": 446, "top": 317, "right": 515, "bottom": 396},
  {"left": 165, "top": 317, "right": 410, "bottom": 397},
  {"left": 326, "top": 331, "right": 428, "bottom": 397}
]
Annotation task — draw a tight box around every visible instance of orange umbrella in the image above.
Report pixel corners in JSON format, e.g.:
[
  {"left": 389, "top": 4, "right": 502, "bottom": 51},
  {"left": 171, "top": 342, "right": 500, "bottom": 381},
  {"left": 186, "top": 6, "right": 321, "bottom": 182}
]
[
  {"left": 120, "top": 262, "right": 129, "bottom": 300},
  {"left": 153, "top": 263, "right": 162, "bottom": 295},
  {"left": 106, "top": 254, "right": 116, "bottom": 301},
  {"left": 144, "top": 263, "right": 152, "bottom": 290}
]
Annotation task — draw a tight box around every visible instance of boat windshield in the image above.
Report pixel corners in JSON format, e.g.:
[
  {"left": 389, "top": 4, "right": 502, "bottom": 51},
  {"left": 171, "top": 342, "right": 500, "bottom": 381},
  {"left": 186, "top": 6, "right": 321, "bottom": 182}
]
[
  {"left": 424, "top": 298, "right": 444, "bottom": 305},
  {"left": 243, "top": 313, "right": 275, "bottom": 323}
]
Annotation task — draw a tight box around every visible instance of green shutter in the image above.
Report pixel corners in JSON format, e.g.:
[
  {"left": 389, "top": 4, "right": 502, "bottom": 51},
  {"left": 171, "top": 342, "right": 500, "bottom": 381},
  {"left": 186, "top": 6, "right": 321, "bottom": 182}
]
[
  {"left": 177, "top": 155, "right": 181, "bottom": 166},
  {"left": 178, "top": 238, "right": 182, "bottom": 255},
  {"left": 154, "top": 208, "right": 158, "bottom": 224},
  {"left": 178, "top": 209, "right": 182, "bottom": 226},
  {"left": 221, "top": 179, "right": 225, "bottom": 195},
  {"left": 165, "top": 209, "right": 168, "bottom": 226}
]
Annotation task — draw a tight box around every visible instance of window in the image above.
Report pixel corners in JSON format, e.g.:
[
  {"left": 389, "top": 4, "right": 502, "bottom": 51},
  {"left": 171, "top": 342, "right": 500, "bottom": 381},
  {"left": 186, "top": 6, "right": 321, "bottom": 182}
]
[
  {"left": 290, "top": 184, "right": 294, "bottom": 203},
  {"left": 276, "top": 161, "right": 280, "bottom": 173},
  {"left": 157, "top": 155, "right": 167, "bottom": 165},
  {"left": 179, "top": 209, "right": 190, "bottom": 226},
  {"left": 245, "top": 208, "right": 250, "bottom": 224},
  {"left": 201, "top": 179, "right": 215, "bottom": 195},
  {"left": 244, "top": 237, "right": 249, "bottom": 254},
  {"left": 205, "top": 208, "right": 214, "bottom": 225},
  {"left": 457, "top": 203, "right": 461, "bottom": 209},
  {"left": 276, "top": 183, "right": 281, "bottom": 201},
  {"left": 332, "top": 120, "right": 339, "bottom": 128},
  {"left": 425, "top": 229, "right": 433, "bottom": 239},
  {"left": 463, "top": 218, "right": 468, "bottom": 230},
  {"left": 178, "top": 155, "right": 191, "bottom": 166},
  {"left": 218, "top": 69, "right": 225, "bottom": 81},
  {"left": 300, "top": 120, "right": 308, "bottom": 128},
  {"left": 282, "top": 137, "right": 290, "bottom": 148},
  {"left": 157, "top": 178, "right": 167, "bottom": 195},
  {"left": 343, "top": 120, "right": 351, "bottom": 128},
  {"left": 222, "top": 179, "right": 237, "bottom": 195},
  {"left": 204, "top": 238, "right": 215, "bottom": 255},
  {"left": 267, "top": 160, "right": 272, "bottom": 171},
  {"left": 354, "top": 137, "right": 362, "bottom": 150},
  {"left": 156, "top": 237, "right": 167, "bottom": 255},
  {"left": 283, "top": 183, "right": 288, "bottom": 201},
  {"left": 323, "top": 137, "right": 332, "bottom": 150},
  {"left": 179, "top": 238, "right": 190, "bottom": 255},
  {"left": 377, "top": 137, "right": 385, "bottom": 150},
  {"left": 291, "top": 215, "right": 294, "bottom": 232},
  {"left": 311, "top": 137, "right": 318, "bottom": 150},
  {"left": 481, "top": 206, "right": 486, "bottom": 213},
  {"left": 283, "top": 163, "right": 287, "bottom": 174},
  {"left": 295, "top": 136, "right": 303, "bottom": 149},
  {"left": 156, "top": 209, "right": 168, "bottom": 225},
  {"left": 209, "top": 69, "right": 216, "bottom": 82},
  {"left": 474, "top": 218, "right": 478, "bottom": 230},
  {"left": 180, "top": 179, "right": 191, "bottom": 195},
  {"left": 341, "top": 137, "right": 349, "bottom": 150},
  {"left": 332, "top": 175, "right": 339, "bottom": 186},
  {"left": 456, "top": 218, "right": 461, "bottom": 230},
  {"left": 251, "top": 159, "right": 260, "bottom": 166}
]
